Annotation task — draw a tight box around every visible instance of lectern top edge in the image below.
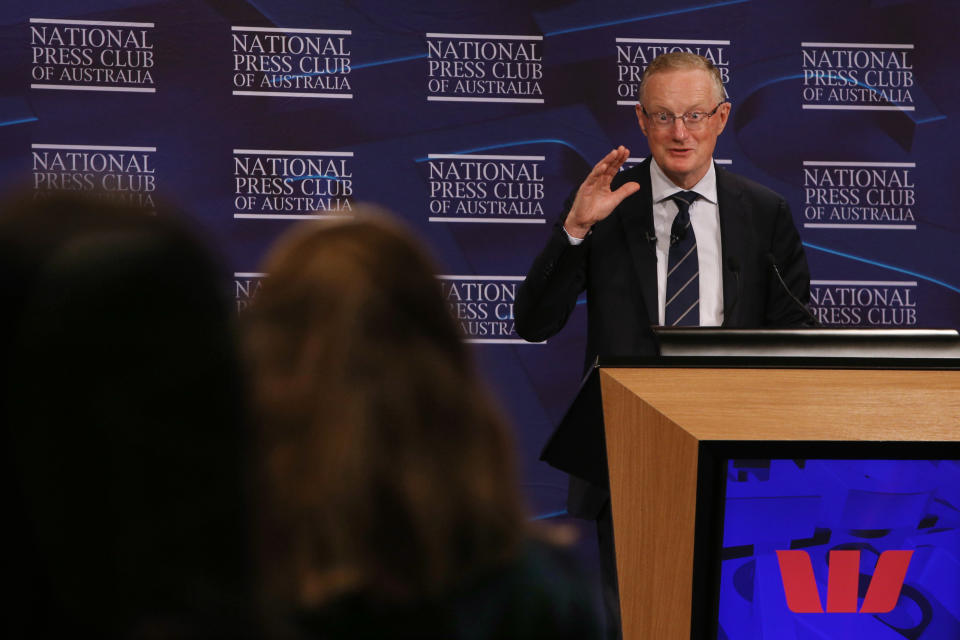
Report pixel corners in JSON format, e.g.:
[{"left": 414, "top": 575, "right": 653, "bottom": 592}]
[{"left": 596, "top": 355, "right": 960, "bottom": 370}]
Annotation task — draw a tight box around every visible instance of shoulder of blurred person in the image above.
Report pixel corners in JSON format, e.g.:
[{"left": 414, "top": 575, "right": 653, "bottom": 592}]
[{"left": 292, "top": 536, "right": 601, "bottom": 640}]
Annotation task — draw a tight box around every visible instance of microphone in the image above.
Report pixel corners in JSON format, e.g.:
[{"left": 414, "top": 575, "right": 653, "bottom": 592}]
[
  {"left": 724, "top": 256, "right": 741, "bottom": 323},
  {"left": 644, "top": 229, "right": 657, "bottom": 245},
  {"left": 766, "top": 253, "right": 821, "bottom": 327}
]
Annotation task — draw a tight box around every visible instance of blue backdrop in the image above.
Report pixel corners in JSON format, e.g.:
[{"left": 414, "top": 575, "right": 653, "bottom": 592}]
[{"left": 2, "top": 1, "right": 958, "bottom": 636}]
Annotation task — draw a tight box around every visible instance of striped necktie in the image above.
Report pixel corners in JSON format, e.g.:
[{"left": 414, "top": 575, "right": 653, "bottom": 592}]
[{"left": 664, "top": 191, "right": 701, "bottom": 326}]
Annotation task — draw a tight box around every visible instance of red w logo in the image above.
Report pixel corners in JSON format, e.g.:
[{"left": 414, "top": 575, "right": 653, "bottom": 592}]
[{"left": 776, "top": 549, "right": 913, "bottom": 613}]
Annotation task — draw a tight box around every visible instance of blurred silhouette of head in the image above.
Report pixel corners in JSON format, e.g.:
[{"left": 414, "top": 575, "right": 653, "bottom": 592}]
[
  {"left": 0, "top": 191, "right": 252, "bottom": 637},
  {"left": 245, "top": 206, "right": 525, "bottom": 611}
]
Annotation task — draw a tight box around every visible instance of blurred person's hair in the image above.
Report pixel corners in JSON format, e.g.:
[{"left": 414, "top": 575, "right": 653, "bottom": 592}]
[
  {"left": 245, "top": 207, "right": 527, "bottom": 613},
  {"left": 0, "top": 190, "right": 253, "bottom": 637}
]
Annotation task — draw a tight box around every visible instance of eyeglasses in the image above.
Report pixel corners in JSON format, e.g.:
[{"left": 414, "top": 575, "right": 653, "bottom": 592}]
[{"left": 640, "top": 101, "right": 726, "bottom": 130}]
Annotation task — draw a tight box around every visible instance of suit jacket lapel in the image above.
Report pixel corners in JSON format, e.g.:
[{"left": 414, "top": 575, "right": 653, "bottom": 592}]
[
  {"left": 716, "top": 165, "right": 747, "bottom": 327},
  {"left": 618, "top": 159, "right": 658, "bottom": 325}
]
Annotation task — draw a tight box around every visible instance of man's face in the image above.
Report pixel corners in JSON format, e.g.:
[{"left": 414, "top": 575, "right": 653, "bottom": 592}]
[{"left": 635, "top": 68, "right": 730, "bottom": 189}]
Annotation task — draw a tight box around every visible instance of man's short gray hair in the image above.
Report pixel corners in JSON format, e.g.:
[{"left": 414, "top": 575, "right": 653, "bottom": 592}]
[{"left": 637, "top": 51, "right": 726, "bottom": 104}]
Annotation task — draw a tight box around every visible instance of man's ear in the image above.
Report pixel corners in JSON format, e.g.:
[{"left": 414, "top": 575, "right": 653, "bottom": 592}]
[
  {"left": 714, "top": 101, "right": 731, "bottom": 135},
  {"left": 635, "top": 103, "right": 648, "bottom": 137}
]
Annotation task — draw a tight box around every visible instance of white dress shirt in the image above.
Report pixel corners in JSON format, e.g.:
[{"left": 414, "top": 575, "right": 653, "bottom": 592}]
[
  {"left": 565, "top": 158, "right": 724, "bottom": 326},
  {"left": 649, "top": 158, "right": 723, "bottom": 326}
]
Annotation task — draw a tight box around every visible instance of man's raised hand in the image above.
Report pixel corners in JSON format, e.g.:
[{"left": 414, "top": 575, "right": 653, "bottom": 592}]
[{"left": 563, "top": 146, "right": 640, "bottom": 239}]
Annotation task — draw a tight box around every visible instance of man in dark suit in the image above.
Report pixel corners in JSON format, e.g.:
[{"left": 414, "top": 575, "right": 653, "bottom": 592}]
[{"left": 514, "top": 52, "right": 811, "bottom": 638}]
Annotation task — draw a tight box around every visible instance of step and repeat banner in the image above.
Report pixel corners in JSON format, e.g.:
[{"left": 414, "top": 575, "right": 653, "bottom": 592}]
[{"left": 1, "top": 1, "right": 958, "bottom": 628}]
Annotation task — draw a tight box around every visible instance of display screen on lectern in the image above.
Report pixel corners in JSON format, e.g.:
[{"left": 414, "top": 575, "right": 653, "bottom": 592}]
[{"left": 716, "top": 459, "right": 960, "bottom": 639}]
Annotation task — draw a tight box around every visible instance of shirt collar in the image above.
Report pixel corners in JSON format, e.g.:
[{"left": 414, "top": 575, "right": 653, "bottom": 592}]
[{"left": 649, "top": 157, "right": 718, "bottom": 205}]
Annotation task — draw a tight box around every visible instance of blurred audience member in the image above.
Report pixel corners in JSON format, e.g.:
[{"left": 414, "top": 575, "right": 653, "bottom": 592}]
[
  {"left": 1, "top": 191, "right": 254, "bottom": 638},
  {"left": 245, "top": 206, "right": 601, "bottom": 639}
]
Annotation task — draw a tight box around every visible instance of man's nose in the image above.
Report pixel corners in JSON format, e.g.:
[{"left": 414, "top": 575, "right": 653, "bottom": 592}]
[{"left": 670, "top": 117, "right": 690, "bottom": 139}]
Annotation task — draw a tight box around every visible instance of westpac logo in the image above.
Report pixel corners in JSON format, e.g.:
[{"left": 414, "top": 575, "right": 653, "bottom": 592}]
[{"left": 776, "top": 549, "right": 912, "bottom": 614}]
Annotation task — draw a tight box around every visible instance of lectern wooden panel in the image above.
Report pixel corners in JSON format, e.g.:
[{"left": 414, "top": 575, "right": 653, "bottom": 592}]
[{"left": 599, "top": 367, "right": 960, "bottom": 640}]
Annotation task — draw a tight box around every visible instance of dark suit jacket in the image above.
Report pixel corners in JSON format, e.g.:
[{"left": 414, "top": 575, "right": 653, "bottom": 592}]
[
  {"left": 515, "top": 158, "right": 811, "bottom": 517},
  {"left": 516, "top": 158, "right": 811, "bottom": 371}
]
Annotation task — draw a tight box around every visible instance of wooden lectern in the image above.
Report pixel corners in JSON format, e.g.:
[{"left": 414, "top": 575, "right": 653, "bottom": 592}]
[{"left": 541, "top": 330, "right": 960, "bottom": 640}]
